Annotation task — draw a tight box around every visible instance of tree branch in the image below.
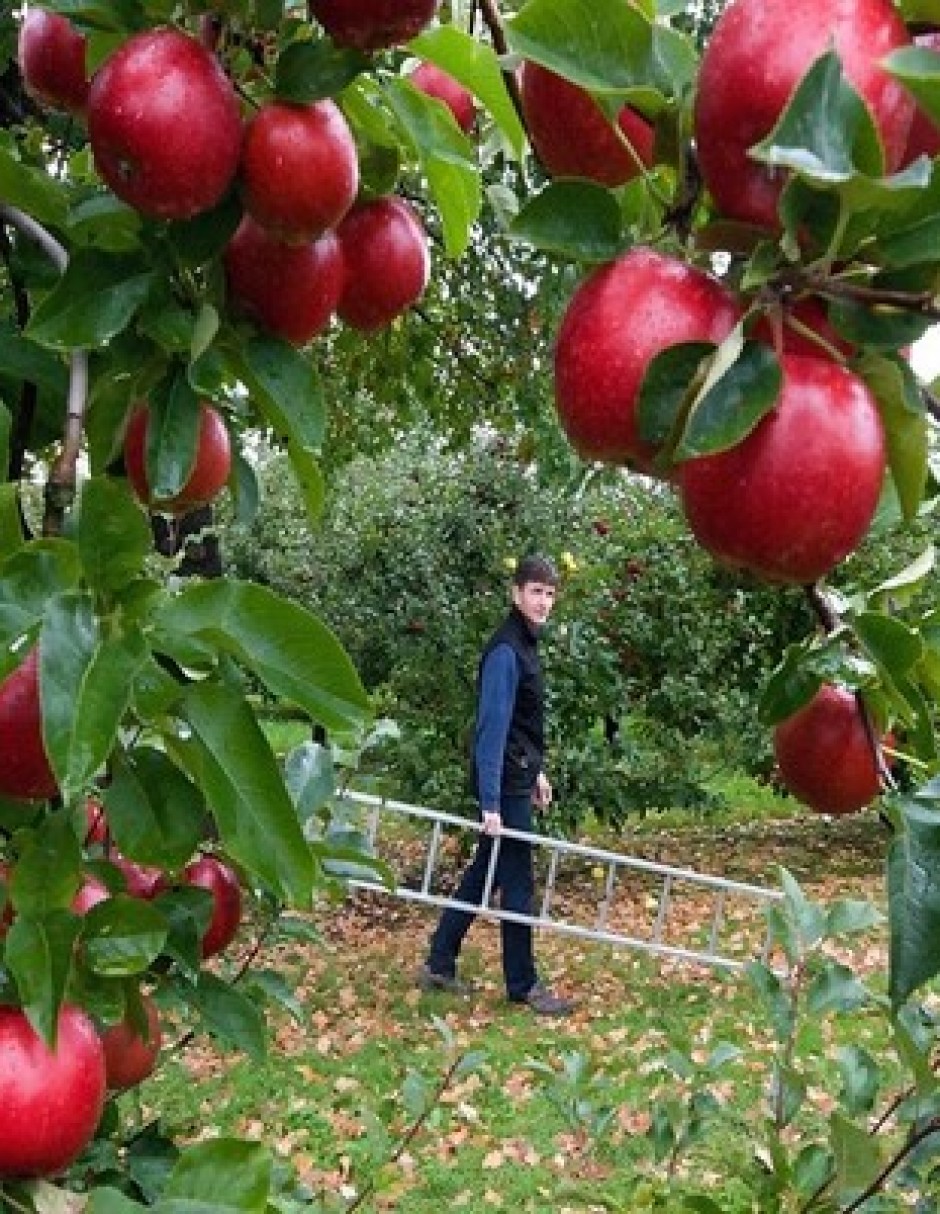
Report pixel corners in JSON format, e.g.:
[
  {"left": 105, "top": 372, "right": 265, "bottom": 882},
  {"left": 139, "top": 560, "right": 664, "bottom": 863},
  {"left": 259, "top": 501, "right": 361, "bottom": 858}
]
[
  {"left": 0, "top": 203, "right": 88, "bottom": 535},
  {"left": 477, "top": 0, "right": 527, "bottom": 130}
]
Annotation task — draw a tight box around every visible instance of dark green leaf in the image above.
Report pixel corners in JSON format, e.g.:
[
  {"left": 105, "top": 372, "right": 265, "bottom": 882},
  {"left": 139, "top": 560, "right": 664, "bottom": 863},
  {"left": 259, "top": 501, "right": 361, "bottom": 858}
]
[
  {"left": 173, "top": 682, "right": 316, "bottom": 904},
  {"left": 181, "top": 975, "right": 269, "bottom": 1064},
  {"left": 837, "top": 1045, "right": 880, "bottom": 1116},
  {"left": 854, "top": 611, "right": 924, "bottom": 678},
  {"left": 67, "top": 193, "right": 142, "bottom": 254},
  {"left": 145, "top": 375, "right": 205, "bottom": 502},
  {"left": 0, "top": 540, "right": 81, "bottom": 651},
  {"left": 82, "top": 894, "right": 169, "bottom": 977},
  {"left": 884, "top": 45, "right": 940, "bottom": 130},
  {"left": 636, "top": 341, "right": 715, "bottom": 448},
  {"left": 675, "top": 341, "right": 781, "bottom": 460},
  {"left": 5, "top": 911, "right": 81, "bottom": 1045},
  {"left": 509, "top": 181, "right": 622, "bottom": 262},
  {"left": 154, "top": 580, "right": 370, "bottom": 732},
  {"left": 230, "top": 334, "right": 324, "bottom": 450},
  {"left": 829, "top": 1111, "right": 885, "bottom": 1200},
  {"left": 26, "top": 251, "right": 156, "bottom": 351},
  {"left": 106, "top": 747, "right": 206, "bottom": 870},
  {"left": 855, "top": 352, "right": 929, "bottom": 522},
  {"left": 888, "top": 798, "right": 940, "bottom": 1006},
  {"left": 275, "top": 40, "right": 369, "bottom": 101},
  {"left": 77, "top": 476, "right": 152, "bottom": 592},
  {"left": 10, "top": 810, "right": 82, "bottom": 914},
  {"left": 0, "top": 147, "right": 69, "bottom": 229},
  {"left": 806, "top": 961, "right": 872, "bottom": 1015}
]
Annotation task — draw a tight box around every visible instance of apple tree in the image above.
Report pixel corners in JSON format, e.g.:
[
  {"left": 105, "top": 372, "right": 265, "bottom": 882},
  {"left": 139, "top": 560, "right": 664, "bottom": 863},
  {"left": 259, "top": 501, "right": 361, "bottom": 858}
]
[{"left": 0, "top": 0, "right": 939, "bottom": 1208}]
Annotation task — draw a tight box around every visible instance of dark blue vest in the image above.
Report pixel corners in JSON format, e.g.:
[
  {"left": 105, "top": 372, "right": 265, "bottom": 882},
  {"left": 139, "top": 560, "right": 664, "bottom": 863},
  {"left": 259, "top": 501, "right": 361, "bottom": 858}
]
[{"left": 477, "top": 605, "right": 545, "bottom": 796}]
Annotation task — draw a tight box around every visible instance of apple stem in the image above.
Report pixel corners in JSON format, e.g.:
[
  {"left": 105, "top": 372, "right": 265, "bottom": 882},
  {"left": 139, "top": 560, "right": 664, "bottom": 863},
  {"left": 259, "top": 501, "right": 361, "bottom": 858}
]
[{"left": 0, "top": 204, "right": 88, "bottom": 536}]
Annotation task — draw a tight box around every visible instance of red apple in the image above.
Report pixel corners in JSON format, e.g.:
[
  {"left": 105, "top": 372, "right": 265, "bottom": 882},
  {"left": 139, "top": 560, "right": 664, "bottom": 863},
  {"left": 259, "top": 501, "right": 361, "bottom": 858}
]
[
  {"left": 553, "top": 246, "right": 740, "bottom": 470},
  {"left": 17, "top": 8, "right": 90, "bottom": 115},
  {"left": 753, "top": 296, "right": 855, "bottom": 360},
  {"left": 335, "top": 196, "right": 430, "bottom": 331},
  {"left": 409, "top": 62, "right": 475, "bottom": 134},
  {"left": 183, "top": 854, "right": 242, "bottom": 958},
  {"left": 693, "top": 0, "right": 915, "bottom": 229},
  {"left": 519, "top": 61, "right": 655, "bottom": 186},
  {"left": 112, "top": 854, "right": 167, "bottom": 901},
  {"left": 71, "top": 876, "right": 111, "bottom": 915},
  {"left": 241, "top": 100, "right": 359, "bottom": 243},
  {"left": 679, "top": 353, "right": 886, "bottom": 585},
  {"left": 0, "top": 647, "right": 58, "bottom": 802},
  {"left": 774, "top": 684, "right": 884, "bottom": 815},
  {"left": 124, "top": 401, "right": 231, "bottom": 515},
  {"left": 100, "top": 995, "right": 161, "bottom": 1091},
  {"left": 0, "top": 1004, "right": 106, "bottom": 1179},
  {"left": 310, "top": 0, "right": 438, "bottom": 51},
  {"left": 87, "top": 28, "right": 242, "bottom": 220},
  {"left": 224, "top": 216, "right": 345, "bottom": 346},
  {"left": 902, "top": 33, "right": 940, "bottom": 163}
]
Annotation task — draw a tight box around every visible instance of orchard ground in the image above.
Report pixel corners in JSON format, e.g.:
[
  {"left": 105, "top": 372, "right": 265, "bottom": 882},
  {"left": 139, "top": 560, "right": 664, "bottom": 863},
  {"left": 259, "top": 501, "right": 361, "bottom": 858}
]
[{"left": 139, "top": 801, "right": 895, "bottom": 1213}]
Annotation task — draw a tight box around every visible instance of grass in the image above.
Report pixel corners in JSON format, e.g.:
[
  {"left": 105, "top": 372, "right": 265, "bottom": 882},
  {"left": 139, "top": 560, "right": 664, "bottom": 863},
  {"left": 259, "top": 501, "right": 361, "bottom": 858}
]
[{"left": 131, "top": 803, "right": 906, "bottom": 1212}]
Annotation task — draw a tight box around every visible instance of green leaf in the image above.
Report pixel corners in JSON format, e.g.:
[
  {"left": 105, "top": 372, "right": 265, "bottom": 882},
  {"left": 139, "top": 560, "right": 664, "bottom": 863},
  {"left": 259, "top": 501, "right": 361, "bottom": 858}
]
[
  {"left": 825, "top": 898, "right": 884, "bottom": 936},
  {"left": 829, "top": 1111, "right": 885, "bottom": 1200},
  {"left": 284, "top": 741, "right": 336, "bottom": 825},
  {"left": 837, "top": 1045, "right": 880, "bottom": 1116},
  {"left": 0, "top": 147, "right": 69, "bottom": 229},
  {"left": 275, "top": 40, "right": 369, "bottom": 101},
  {"left": 5, "top": 911, "right": 81, "bottom": 1045},
  {"left": 180, "top": 975, "right": 269, "bottom": 1064},
  {"left": 806, "top": 961, "right": 871, "bottom": 1015},
  {"left": 0, "top": 540, "right": 81, "bottom": 651},
  {"left": 0, "top": 483, "right": 22, "bottom": 562},
  {"left": 855, "top": 353, "right": 929, "bottom": 522},
  {"left": 82, "top": 894, "right": 169, "bottom": 977},
  {"left": 745, "top": 961, "right": 795, "bottom": 1040},
  {"left": 26, "top": 251, "right": 156, "bottom": 351},
  {"left": 888, "top": 797, "right": 940, "bottom": 1006},
  {"left": 509, "top": 181, "right": 622, "bottom": 262},
  {"left": 106, "top": 748, "right": 206, "bottom": 871},
  {"left": 382, "top": 78, "right": 479, "bottom": 258},
  {"left": 410, "top": 26, "right": 526, "bottom": 159},
  {"left": 77, "top": 476, "right": 152, "bottom": 592},
  {"left": 854, "top": 611, "right": 923, "bottom": 678},
  {"left": 10, "top": 811, "right": 82, "bottom": 914},
  {"left": 636, "top": 341, "right": 717, "bottom": 448},
  {"left": 675, "top": 341, "right": 782, "bottom": 460},
  {"left": 773, "top": 1062, "right": 807, "bottom": 1127},
  {"left": 173, "top": 681, "right": 316, "bottom": 904},
  {"left": 67, "top": 193, "right": 143, "bottom": 254},
  {"left": 87, "top": 1189, "right": 149, "bottom": 1214},
  {"left": 230, "top": 333, "right": 324, "bottom": 449},
  {"left": 145, "top": 374, "right": 206, "bottom": 502},
  {"left": 752, "top": 50, "right": 884, "bottom": 182},
  {"left": 0, "top": 327, "right": 69, "bottom": 398},
  {"left": 154, "top": 580, "right": 370, "bottom": 732},
  {"left": 41, "top": 593, "right": 149, "bottom": 803}
]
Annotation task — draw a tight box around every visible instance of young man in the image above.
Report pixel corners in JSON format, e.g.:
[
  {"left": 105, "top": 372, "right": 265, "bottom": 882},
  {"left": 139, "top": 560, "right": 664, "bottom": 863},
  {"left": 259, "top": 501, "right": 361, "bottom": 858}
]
[{"left": 419, "top": 554, "right": 574, "bottom": 1016}]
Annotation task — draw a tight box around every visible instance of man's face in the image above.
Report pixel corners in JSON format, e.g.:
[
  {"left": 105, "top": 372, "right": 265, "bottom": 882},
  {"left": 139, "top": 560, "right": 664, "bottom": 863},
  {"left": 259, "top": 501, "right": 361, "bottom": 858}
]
[{"left": 512, "top": 580, "right": 557, "bottom": 629}]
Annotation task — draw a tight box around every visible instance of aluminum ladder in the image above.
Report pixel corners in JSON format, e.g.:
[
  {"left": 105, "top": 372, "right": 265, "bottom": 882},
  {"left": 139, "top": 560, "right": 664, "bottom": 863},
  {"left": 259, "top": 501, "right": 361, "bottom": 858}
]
[{"left": 337, "top": 791, "right": 782, "bottom": 974}]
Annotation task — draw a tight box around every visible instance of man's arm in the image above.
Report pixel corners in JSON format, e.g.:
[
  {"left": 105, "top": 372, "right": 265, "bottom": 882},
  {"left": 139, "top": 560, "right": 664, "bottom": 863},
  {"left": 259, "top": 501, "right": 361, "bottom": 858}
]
[{"left": 475, "top": 643, "right": 517, "bottom": 833}]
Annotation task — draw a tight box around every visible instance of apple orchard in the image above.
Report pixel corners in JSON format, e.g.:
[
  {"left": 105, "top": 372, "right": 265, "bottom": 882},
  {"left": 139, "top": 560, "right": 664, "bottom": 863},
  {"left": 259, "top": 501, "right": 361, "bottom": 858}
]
[{"left": 1, "top": 0, "right": 940, "bottom": 1208}]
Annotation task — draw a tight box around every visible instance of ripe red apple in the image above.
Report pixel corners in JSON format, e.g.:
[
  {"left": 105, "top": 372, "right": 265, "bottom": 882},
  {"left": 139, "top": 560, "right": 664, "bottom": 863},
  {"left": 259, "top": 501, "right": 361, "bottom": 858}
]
[
  {"left": 519, "top": 61, "right": 655, "bottom": 186},
  {"left": 241, "top": 100, "right": 359, "bottom": 243},
  {"left": 679, "top": 352, "right": 886, "bottom": 585},
  {"left": 693, "top": 0, "right": 915, "bottom": 229},
  {"left": 553, "top": 246, "right": 740, "bottom": 470},
  {"left": 774, "top": 684, "right": 884, "bottom": 815},
  {"left": 0, "top": 647, "right": 58, "bottom": 802},
  {"left": 112, "top": 854, "right": 168, "bottom": 901},
  {"left": 310, "top": 0, "right": 438, "bottom": 51},
  {"left": 124, "top": 401, "right": 231, "bottom": 515},
  {"left": 71, "top": 875, "right": 111, "bottom": 915},
  {"left": 17, "top": 8, "right": 90, "bottom": 115},
  {"left": 224, "top": 217, "right": 345, "bottom": 346},
  {"left": 87, "top": 28, "right": 242, "bottom": 221},
  {"left": 100, "top": 995, "right": 162, "bottom": 1091},
  {"left": 902, "top": 32, "right": 940, "bottom": 163},
  {"left": 183, "top": 854, "right": 243, "bottom": 958},
  {"left": 409, "top": 62, "right": 475, "bottom": 134},
  {"left": 0, "top": 1005, "right": 106, "bottom": 1179},
  {"left": 335, "top": 196, "right": 430, "bottom": 331}
]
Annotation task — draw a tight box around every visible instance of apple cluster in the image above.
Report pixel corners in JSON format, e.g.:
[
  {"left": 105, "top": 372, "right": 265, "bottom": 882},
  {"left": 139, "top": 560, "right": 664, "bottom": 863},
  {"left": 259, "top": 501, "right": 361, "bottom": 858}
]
[
  {"left": 549, "top": 0, "right": 918, "bottom": 819},
  {"left": 16, "top": 3, "right": 480, "bottom": 517},
  {"left": 0, "top": 793, "right": 244, "bottom": 1179}
]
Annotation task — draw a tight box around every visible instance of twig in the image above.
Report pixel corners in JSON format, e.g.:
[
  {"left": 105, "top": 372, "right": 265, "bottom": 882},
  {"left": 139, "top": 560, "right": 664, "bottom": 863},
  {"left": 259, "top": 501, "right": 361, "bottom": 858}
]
[
  {"left": 0, "top": 204, "right": 88, "bottom": 535},
  {"left": 477, "top": 0, "right": 526, "bottom": 128}
]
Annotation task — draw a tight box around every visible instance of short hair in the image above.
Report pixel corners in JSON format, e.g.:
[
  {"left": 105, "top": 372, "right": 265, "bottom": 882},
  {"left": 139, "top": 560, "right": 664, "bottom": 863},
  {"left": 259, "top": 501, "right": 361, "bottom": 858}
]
[{"left": 513, "top": 554, "right": 559, "bottom": 587}]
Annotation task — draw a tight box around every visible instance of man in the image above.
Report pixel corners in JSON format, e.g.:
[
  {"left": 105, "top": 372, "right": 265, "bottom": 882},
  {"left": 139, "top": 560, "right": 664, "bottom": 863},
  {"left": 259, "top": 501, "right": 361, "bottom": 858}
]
[{"left": 419, "top": 554, "right": 574, "bottom": 1016}]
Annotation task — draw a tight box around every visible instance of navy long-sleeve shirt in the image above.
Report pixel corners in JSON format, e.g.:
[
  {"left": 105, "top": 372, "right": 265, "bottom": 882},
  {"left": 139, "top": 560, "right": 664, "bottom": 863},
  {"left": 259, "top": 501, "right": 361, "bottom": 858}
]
[{"left": 473, "top": 642, "right": 518, "bottom": 811}]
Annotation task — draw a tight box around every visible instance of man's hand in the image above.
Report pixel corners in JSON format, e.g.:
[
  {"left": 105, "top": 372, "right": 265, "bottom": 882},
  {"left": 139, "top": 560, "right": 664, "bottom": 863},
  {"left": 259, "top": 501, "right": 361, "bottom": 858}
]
[
  {"left": 532, "top": 772, "right": 552, "bottom": 810},
  {"left": 482, "top": 810, "right": 502, "bottom": 836}
]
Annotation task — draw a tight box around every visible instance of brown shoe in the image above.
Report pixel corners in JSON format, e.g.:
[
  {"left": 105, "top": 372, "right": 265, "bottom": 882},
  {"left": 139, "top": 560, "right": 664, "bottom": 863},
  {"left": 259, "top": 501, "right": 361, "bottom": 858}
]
[
  {"left": 416, "top": 964, "right": 475, "bottom": 996},
  {"left": 518, "top": 981, "right": 574, "bottom": 1017}
]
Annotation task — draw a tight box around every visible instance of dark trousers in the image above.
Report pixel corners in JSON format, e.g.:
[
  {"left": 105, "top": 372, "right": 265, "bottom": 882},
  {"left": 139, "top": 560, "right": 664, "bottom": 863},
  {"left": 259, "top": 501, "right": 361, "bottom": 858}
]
[{"left": 427, "top": 794, "right": 537, "bottom": 999}]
